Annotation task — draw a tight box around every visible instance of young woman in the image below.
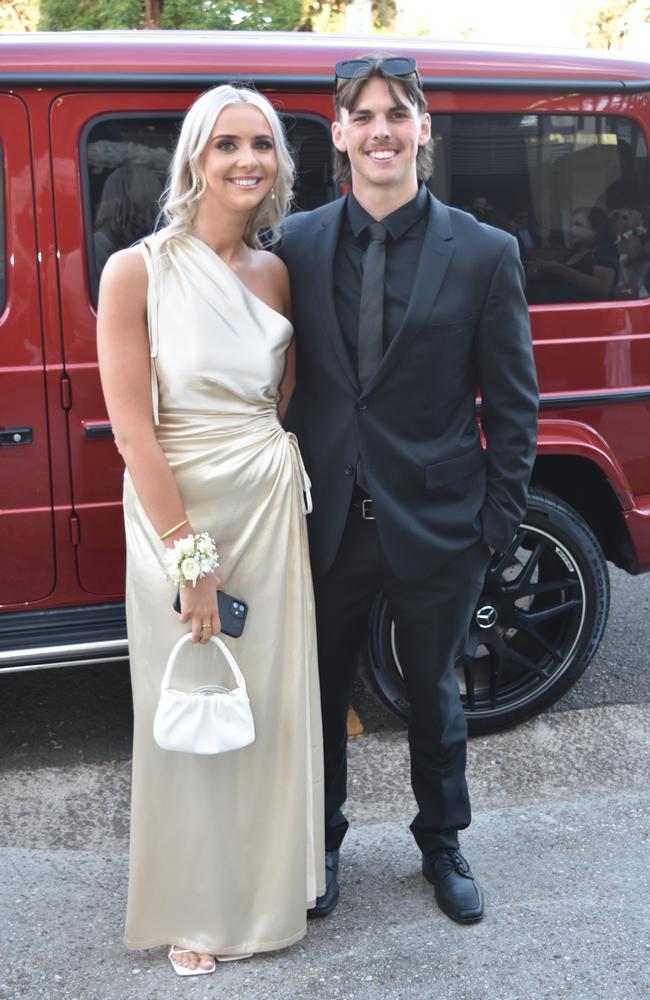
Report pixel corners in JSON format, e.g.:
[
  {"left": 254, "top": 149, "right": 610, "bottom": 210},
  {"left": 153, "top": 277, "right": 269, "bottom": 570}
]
[{"left": 97, "top": 85, "right": 324, "bottom": 977}]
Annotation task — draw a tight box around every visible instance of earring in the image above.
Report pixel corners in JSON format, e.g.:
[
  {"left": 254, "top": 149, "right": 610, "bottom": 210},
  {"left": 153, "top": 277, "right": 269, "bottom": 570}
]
[{"left": 270, "top": 187, "right": 276, "bottom": 201}]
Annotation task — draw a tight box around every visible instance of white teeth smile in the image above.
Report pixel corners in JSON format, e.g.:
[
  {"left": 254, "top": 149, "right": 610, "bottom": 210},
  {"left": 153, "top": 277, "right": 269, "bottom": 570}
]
[
  {"left": 230, "top": 178, "right": 259, "bottom": 187},
  {"left": 368, "top": 150, "right": 396, "bottom": 159}
]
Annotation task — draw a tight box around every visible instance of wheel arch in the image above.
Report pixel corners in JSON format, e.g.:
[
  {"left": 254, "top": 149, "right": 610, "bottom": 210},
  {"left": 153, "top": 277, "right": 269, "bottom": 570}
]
[{"left": 533, "top": 419, "right": 636, "bottom": 572}]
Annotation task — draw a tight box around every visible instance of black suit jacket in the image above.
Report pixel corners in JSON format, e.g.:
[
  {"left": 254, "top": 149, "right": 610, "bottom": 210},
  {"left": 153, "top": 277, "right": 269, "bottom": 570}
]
[{"left": 278, "top": 191, "right": 538, "bottom": 580}]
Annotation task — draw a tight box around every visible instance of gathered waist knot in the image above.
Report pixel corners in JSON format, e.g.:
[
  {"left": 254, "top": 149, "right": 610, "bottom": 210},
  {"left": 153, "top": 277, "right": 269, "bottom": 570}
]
[
  {"left": 155, "top": 407, "right": 312, "bottom": 514},
  {"left": 156, "top": 406, "right": 281, "bottom": 439}
]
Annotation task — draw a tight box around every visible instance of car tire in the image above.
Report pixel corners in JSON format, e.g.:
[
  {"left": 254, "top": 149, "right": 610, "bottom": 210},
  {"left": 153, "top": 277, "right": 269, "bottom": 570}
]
[{"left": 362, "top": 488, "right": 610, "bottom": 735}]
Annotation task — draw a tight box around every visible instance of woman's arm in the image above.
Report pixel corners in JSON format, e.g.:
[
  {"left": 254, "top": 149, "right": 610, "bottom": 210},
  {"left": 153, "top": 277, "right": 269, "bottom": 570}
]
[
  {"left": 536, "top": 257, "right": 615, "bottom": 298},
  {"left": 562, "top": 260, "right": 615, "bottom": 297},
  {"left": 97, "top": 247, "right": 220, "bottom": 641},
  {"left": 97, "top": 248, "right": 187, "bottom": 536}
]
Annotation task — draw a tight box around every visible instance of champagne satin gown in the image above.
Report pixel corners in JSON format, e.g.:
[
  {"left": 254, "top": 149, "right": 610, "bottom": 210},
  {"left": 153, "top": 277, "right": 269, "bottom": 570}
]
[{"left": 123, "top": 232, "right": 325, "bottom": 955}]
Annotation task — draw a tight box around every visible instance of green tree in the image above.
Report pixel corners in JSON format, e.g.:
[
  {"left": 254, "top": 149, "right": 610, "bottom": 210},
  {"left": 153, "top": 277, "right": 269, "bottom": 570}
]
[
  {"left": 161, "top": 0, "right": 303, "bottom": 31},
  {"left": 39, "top": 0, "right": 141, "bottom": 30},
  {"left": 298, "top": 1, "right": 345, "bottom": 31},
  {"left": 40, "top": 0, "right": 305, "bottom": 30},
  {"left": 38, "top": 0, "right": 399, "bottom": 32}
]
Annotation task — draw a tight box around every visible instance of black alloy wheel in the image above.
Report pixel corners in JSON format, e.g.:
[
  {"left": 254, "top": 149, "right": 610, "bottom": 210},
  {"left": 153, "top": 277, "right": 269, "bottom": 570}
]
[{"left": 363, "top": 489, "right": 610, "bottom": 735}]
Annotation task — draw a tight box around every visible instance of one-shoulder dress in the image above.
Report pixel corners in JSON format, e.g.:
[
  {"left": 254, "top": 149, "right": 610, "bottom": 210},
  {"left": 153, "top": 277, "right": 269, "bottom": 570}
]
[{"left": 123, "top": 232, "right": 325, "bottom": 956}]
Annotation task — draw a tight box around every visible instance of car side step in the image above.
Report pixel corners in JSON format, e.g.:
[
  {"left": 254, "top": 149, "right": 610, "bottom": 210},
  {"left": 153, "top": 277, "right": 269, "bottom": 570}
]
[{"left": 0, "top": 603, "right": 128, "bottom": 673}]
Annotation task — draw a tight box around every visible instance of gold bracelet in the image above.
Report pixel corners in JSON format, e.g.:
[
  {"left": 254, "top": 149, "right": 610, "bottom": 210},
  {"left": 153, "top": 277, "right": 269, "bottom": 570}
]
[{"left": 159, "top": 518, "right": 189, "bottom": 541}]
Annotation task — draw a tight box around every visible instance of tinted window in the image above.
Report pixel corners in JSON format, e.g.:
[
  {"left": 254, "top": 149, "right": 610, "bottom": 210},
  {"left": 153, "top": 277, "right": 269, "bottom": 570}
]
[
  {"left": 83, "top": 115, "right": 180, "bottom": 302},
  {"left": 428, "top": 114, "right": 650, "bottom": 304},
  {"left": 82, "top": 113, "right": 334, "bottom": 302}
]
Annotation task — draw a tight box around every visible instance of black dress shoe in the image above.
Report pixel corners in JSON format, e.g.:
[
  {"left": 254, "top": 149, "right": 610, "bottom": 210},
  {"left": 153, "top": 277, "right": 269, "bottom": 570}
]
[
  {"left": 422, "top": 848, "right": 484, "bottom": 924},
  {"left": 308, "top": 850, "right": 339, "bottom": 919}
]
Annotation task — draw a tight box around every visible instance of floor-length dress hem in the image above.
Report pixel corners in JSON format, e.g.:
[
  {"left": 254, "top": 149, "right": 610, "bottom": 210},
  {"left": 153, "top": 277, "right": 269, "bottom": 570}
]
[{"left": 124, "top": 924, "right": 308, "bottom": 955}]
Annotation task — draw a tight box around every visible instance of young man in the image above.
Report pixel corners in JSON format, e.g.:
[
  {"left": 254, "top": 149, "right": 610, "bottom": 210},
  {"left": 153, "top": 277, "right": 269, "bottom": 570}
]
[{"left": 279, "top": 55, "right": 538, "bottom": 924}]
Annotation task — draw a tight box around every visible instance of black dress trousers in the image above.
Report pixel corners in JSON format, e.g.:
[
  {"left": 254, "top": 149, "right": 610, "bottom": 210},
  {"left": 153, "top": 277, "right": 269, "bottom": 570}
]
[{"left": 313, "top": 504, "right": 490, "bottom": 856}]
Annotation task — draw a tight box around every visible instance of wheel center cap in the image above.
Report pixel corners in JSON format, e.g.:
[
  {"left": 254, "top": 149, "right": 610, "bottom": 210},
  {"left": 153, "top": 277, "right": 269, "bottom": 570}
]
[{"left": 476, "top": 604, "right": 498, "bottom": 629}]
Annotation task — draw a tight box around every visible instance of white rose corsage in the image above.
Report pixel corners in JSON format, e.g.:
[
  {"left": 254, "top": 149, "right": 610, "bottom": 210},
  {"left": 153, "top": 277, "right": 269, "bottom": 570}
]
[{"left": 163, "top": 532, "right": 219, "bottom": 586}]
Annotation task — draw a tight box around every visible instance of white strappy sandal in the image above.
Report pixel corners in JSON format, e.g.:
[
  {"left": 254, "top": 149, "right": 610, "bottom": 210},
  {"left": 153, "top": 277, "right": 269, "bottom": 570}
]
[{"left": 168, "top": 945, "right": 216, "bottom": 977}]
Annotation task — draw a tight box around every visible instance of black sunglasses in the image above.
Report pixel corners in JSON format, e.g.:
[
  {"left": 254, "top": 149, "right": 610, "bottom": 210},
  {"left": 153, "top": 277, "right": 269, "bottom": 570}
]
[{"left": 334, "top": 57, "right": 421, "bottom": 86}]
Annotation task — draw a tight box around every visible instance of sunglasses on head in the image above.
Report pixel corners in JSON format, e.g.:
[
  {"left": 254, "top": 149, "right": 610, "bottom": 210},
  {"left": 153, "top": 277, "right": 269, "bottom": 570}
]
[{"left": 334, "top": 57, "right": 421, "bottom": 86}]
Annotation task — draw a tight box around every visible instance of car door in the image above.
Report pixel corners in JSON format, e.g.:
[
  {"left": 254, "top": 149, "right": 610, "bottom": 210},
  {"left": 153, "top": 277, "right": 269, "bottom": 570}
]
[{"left": 0, "top": 93, "right": 55, "bottom": 606}]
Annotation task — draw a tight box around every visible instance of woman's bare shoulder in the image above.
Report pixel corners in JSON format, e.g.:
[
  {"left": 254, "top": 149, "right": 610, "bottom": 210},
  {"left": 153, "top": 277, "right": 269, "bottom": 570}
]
[
  {"left": 256, "top": 249, "right": 289, "bottom": 292},
  {"left": 98, "top": 245, "right": 149, "bottom": 304},
  {"left": 97, "top": 245, "right": 153, "bottom": 333},
  {"left": 257, "top": 248, "right": 288, "bottom": 276},
  {"left": 256, "top": 249, "right": 290, "bottom": 312}
]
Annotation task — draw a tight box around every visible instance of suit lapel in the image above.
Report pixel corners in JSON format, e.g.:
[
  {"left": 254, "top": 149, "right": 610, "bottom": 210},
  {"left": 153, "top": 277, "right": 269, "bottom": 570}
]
[
  {"left": 308, "top": 196, "right": 360, "bottom": 393},
  {"left": 364, "top": 192, "right": 455, "bottom": 394}
]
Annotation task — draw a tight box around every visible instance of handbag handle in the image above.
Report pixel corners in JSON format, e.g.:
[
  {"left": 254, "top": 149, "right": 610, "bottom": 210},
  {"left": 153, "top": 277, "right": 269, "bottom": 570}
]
[{"left": 161, "top": 632, "right": 248, "bottom": 694}]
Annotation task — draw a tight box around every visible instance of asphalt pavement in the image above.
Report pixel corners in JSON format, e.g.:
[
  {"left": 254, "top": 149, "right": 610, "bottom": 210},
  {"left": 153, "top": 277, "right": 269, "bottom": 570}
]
[{"left": 1, "top": 565, "right": 649, "bottom": 1000}]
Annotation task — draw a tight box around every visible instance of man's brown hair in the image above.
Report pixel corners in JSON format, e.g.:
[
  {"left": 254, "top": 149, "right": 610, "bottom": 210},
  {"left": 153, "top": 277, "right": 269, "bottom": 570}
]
[{"left": 333, "top": 54, "right": 434, "bottom": 187}]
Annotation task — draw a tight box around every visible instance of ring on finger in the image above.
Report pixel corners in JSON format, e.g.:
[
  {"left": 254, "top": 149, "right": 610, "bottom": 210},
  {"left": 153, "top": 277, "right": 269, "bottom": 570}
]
[{"left": 200, "top": 624, "right": 212, "bottom": 632}]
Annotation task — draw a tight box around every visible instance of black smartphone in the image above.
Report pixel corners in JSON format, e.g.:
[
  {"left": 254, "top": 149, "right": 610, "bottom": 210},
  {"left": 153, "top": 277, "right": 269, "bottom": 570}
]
[{"left": 173, "top": 588, "right": 248, "bottom": 638}]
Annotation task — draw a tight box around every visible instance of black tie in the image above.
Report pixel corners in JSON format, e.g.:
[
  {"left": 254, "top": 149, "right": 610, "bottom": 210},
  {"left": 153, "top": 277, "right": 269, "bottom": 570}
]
[{"left": 358, "top": 222, "right": 387, "bottom": 387}]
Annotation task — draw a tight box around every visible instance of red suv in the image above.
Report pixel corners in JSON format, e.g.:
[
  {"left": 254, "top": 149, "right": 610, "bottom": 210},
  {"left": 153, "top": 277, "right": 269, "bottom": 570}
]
[{"left": 1, "top": 32, "right": 649, "bottom": 733}]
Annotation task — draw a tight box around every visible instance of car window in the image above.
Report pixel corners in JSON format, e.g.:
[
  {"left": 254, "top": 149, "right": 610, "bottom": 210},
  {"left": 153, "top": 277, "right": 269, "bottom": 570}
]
[
  {"left": 82, "top": 115, "right": 180, "bottom": 303},
  {"left": 82, "top": 112, "right": 334, "bottom": 303},
  {"left": 428, "top": 114, "right": 650, "bottom": 304}
]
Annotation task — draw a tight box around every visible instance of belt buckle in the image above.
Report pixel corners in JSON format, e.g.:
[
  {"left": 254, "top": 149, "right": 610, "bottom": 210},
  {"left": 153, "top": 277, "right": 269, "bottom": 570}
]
[{"left": 361, "top": 498, "right": 375, "bottom": 521}]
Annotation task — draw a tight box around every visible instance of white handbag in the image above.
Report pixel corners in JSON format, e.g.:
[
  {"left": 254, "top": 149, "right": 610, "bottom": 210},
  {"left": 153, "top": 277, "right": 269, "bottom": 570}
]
[{"left": 153, "top": 632, "right": 255, "bottom": 755}]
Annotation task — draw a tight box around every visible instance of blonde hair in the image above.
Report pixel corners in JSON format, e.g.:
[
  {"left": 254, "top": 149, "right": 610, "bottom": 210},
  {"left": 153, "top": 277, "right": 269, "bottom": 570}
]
[{"left": 159, "top": 85, "right": 294, "bottom": 249}]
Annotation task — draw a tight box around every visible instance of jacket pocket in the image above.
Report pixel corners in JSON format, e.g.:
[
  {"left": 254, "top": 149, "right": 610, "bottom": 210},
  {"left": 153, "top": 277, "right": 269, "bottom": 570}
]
[{"left": 425, "top": 447, "right": 486, "bottom": 489}]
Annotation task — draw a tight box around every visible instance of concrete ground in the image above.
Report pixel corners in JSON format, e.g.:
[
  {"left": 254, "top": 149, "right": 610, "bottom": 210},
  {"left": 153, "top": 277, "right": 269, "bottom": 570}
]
[{"left": 1, "top": 700, "right": 648, "bottom": 1000}]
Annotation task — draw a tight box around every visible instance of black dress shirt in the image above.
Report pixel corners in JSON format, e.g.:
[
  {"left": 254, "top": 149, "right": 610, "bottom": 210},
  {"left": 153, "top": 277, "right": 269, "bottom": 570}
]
[{"left": 333, "top": 184, "right": 430, "bottom": 371}]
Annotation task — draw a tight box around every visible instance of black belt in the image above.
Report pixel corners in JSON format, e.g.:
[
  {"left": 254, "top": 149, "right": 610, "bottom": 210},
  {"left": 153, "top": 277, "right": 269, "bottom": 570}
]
[{"left": 351, "top": 486, "right": 376, "bottom": 521}]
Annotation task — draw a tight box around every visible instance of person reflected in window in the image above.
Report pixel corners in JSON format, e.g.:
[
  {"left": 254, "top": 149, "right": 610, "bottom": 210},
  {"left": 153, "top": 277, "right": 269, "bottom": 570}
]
[
  {"left": 527, "top": 206, "right": 618, "bottom": 303},
  {"left": 610, "top": 206, "right": 650, "bottom": 299},
  {"left": 466, "top": 193, "right": 511, "bottom": 233},
  {"left": 467, "top": 193, "right": 492, "bottom": 222},
  {"left": 94, "top": 164, "right": 162, "bottom": 279},
  {"left": 509, "top": 207, "right": 541, "bottom": 255}
]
